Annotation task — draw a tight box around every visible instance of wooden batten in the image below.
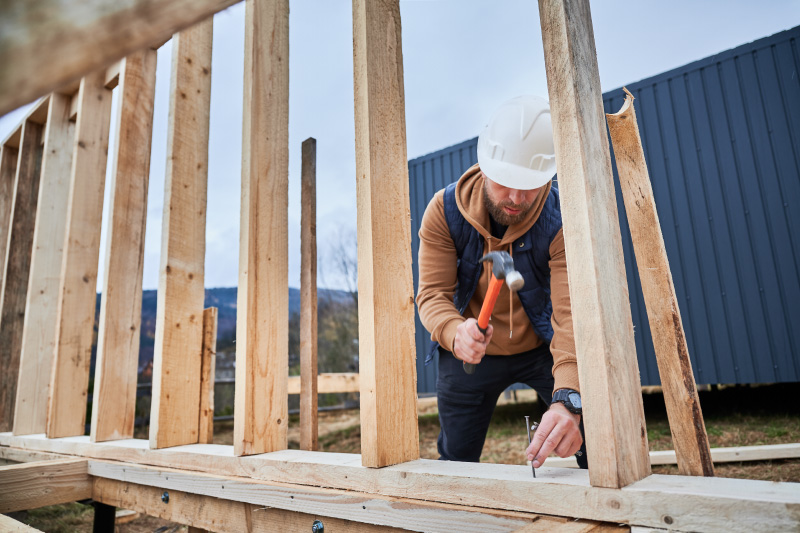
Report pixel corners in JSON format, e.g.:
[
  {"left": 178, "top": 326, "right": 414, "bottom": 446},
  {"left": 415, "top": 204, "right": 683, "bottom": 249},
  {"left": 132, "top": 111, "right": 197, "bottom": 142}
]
[
  {"left": 91, "top": 49, "right": 157, "bottom": 443},
  {"left": 0, "top": 119, "right": 45, "bottom": 433},
  {"left": 13, "top": 93, "right": 75, "bottom": 436},
  {"left": 0, "top": 458, "right": 91, "bottom": 513},
  {"left": 300, "top": 137, "right": 318, "bottom": 452},
  {"left": 538, "top": 0, "right": 651, "bottom": 487},
  {"left": 46, "top": 71, "right": 114, "bottom": 439},
  {"left": 0, "top": 145, "right": 20, "bottom": 318},
  {"left": 606, "top": 90, "right": 714, "bottom": 478},
  {"left": 199, "top": 307, "right": 218, "bottom": 445},
  {"left": 149, "top": 19, "right": 212, "bottom": 450},
  {"left": 234, "top": 0, "right": 290, "bottom": 456},
  {"left": 352, "top": 0, "right": 419, "bottom": 467}
]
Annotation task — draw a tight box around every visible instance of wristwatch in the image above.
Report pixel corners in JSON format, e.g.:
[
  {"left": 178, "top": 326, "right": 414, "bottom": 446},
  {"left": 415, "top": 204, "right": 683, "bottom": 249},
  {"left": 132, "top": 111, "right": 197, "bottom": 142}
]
[{"left": 552, "top": 389, "right": 582, "bottom": 415}]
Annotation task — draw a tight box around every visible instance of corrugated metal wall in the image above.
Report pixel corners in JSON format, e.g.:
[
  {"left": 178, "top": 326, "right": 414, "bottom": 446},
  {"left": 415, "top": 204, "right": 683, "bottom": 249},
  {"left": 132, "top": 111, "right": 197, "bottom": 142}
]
[{"left": 409, "top": 26, "right": 800, "bottom": 392}]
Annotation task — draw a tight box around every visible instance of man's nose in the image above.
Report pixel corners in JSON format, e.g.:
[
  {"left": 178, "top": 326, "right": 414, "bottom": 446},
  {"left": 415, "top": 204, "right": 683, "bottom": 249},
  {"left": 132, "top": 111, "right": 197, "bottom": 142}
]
[{"left": 508, "top": 189, "right": 525, "bottom": 205}]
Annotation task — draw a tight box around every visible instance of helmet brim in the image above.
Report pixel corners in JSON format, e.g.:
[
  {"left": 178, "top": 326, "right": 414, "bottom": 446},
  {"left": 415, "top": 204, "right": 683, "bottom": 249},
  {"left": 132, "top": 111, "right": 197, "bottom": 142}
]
[{"left": 478, "top": 156, "right": 555, "bottom": 190}]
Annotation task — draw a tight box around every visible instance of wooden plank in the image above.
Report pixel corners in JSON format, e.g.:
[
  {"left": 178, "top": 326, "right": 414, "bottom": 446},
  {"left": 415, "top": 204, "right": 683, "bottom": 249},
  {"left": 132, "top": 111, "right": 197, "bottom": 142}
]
[
  {"left": 0, "top": 447, "right": 67, "bottom": 463},
  {"left": 235, "top": 0, "right": 290, "bottom": 457},
  {"left": 1, "top": 433, "right": 798, "bottom": 532},
  {"left": 149, "top": 19, "right": 213, "bottom": 450},
  {"left": 0, "top": 0, "right": 240, "bottom": 116},
  {"left": 0, "top": 458, "right": 91, "bottom": 513},
  {"left": 538, "top": 0, "right": 650, "bottom": 488},
  {"left": 352, "top": 0, "right": 419, "bottom": 468},
  {"left": 46, "top": 71, "right": 113, "bottom": 439},
  {"left": 300, "top": 137, "right": 318, "bottom": 451},
  {"left": 13, "top": 94, "right": 75, "bottom": 436},
  {"left": 199, "top": 307, "right": 218, "bottom": 445},
  {"left": 0, "top": 514, "right": 43, "bottom": 532},
  {"left": 93, "top": 477, "right": 407, "bottom": 533},
  {"left": 0, "top": 120, "right": 44, "bottom": 433},
  {"left": 0, "top": 146, "right": 19, "bottom": 290},
  {"left": 288, "top": 372, "right": 360, "bottom": 395},
  {"left": 90, "top": 49, "right": 157, "bottom": 443},
  {"left": 103, "top": 60, "right": 122, "bottom": 90},
  {"left": 606, "top": 91, "right": 714, "bottom": 478}
]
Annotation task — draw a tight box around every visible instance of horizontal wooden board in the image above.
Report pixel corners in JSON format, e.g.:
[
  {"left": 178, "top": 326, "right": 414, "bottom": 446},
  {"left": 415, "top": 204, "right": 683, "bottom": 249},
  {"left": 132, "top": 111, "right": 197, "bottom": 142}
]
[
  {"left": 0, "top": 458, "right": 91, "bottom": 512},
  {"left": 287, "top": 373, "right": 360, "bottom": 395}
]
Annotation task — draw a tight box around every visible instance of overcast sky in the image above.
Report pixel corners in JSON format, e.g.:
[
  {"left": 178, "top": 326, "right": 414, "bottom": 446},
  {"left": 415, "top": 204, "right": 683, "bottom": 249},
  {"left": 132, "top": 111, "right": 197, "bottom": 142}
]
[{"left": 1, "top": 0, "right": 798, "bottom": 291}]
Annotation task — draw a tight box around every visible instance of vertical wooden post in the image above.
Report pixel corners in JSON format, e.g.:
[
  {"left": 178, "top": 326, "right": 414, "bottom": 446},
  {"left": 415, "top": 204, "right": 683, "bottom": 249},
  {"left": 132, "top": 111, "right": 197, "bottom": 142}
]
[
  {"left": 47, "top": 72, "right": 113, "bottom": 439},
  {"left": 149, "top": 19, "right": 212, "bottom": 450},
  {"left": 234, "top": 0, "right": 289, "bottom": 456},
  {"left": 539, "top": 0, "right": 651, "bottom": 488},
  {"left": 0, "top": 119, "right": 44, "bottom": 432},
  {"left": 300, "top": 137, "right": 318, "bottom": 451},
  {"left": 0, "top": 143, "right": 20, "bottom": 299},
  {"left": 91, "top": 49, "right": 157, "bottom": 443},
  {"left": 607, "top": 90, "right": 714, "bottom": 477},
  {"left": 14, "top": 93, "right": 75, "bottom": 435},
  {"left": 352, "top": 0, "right": 419, "bottom": 467},
  {"left": 198, "top": 307, "right": 218, "bottom": 445}
]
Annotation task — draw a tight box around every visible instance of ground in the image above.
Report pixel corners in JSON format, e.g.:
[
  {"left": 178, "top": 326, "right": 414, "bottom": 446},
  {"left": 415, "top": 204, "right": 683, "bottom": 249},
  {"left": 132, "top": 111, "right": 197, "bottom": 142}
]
[{"left": 9, "top": 384, "right": 800, "bottom": 531}]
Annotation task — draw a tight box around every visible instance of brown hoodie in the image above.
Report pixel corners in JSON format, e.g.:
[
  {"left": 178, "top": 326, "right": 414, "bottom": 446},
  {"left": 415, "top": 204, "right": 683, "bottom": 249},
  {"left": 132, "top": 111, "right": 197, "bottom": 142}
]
[{"left": 416, "top": 164, "right": 579, "bottom": 393}]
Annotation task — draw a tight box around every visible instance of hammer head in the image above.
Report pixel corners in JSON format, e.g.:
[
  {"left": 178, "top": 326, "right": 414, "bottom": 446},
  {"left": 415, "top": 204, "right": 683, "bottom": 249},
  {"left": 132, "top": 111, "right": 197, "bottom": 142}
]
[{"left": 480, "top": 251, "right": 524, "bottom": 291}]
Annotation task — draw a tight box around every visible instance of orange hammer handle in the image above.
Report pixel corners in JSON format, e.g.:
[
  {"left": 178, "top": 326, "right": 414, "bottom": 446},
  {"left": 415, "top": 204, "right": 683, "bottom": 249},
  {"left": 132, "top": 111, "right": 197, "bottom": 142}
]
[{"left": 477, "top": 275, "right": 504, "bottom": 331}]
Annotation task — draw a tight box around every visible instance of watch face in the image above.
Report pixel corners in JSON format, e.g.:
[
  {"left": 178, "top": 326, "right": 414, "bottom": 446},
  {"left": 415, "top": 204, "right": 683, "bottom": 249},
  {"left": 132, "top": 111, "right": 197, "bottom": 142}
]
[{"left": 568, "top": 392, "right": 582, "bottom": 409}]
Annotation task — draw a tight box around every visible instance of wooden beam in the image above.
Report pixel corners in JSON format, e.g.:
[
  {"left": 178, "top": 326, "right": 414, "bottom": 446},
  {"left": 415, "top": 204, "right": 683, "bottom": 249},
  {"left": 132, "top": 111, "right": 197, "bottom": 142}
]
[
  {"left": 288, "top": 372, "right": 360, "bottom": 395},
  {"left": 352, "top": 0, "right": 419, "bottom": 468},
  {"left": 300, "top": 137, "right": 318, "bottom": 452},
  {"left": 538, "top": 0, "right": 651, "bottom": 488},
  {"left": 1, "top": 434, "right": 798, "bottom": 532},
  {"left": 0, "top": 0, "right": 241, "bottom": 116},
  {"left": 0, "top": 120, "right": 44, "bottom": 433},
  {"left": 235, "top": 0, "right": 290, "bottom": 457},
  {"left": 46, "top": 71, "right": 113, "bottom": 439},
  {"left": 199, "top": 307, "right": 218, "bottom": 445},
  {"left": 91, "top": 49, "right": 158, "bottom": 443},
  {"left": 0, "top": 147, "right": 20, "bottom": 280},
  {"left": 0, "top": 458, "right": 91, "bottom": 513},
  {"left": 93, "top": 477, "right": 407, "bottom": 533},
  {"left": 0, "top": 447, "right": 67, "bottom": 464},
  {"left": 150, "top": 19, "right": 212, "bottom": 450},
  {"left": 0, "top": 513, "right": 43, "bottom": 532},
  {"left": 606, "top": 91, "right": 714, "bottom": 477}
]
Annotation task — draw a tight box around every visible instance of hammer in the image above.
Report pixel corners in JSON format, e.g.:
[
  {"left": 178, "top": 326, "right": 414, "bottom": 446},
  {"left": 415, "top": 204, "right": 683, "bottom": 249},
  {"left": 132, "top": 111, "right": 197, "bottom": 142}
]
[{"left": 463, "top": 251, "right": 524, "bottom": 374}]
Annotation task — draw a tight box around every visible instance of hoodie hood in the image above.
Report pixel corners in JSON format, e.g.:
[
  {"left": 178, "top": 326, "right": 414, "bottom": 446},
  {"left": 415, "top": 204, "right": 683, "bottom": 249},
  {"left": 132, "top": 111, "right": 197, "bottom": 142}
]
[{"left": 454, "top": 163, "right": 552, "bottom": 247}]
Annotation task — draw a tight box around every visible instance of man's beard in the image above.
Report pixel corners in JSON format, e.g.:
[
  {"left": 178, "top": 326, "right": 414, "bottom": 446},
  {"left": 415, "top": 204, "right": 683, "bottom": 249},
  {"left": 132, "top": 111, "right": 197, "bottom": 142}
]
[{"left": 483, "top": 185, "right": 534, "bottom": 226}]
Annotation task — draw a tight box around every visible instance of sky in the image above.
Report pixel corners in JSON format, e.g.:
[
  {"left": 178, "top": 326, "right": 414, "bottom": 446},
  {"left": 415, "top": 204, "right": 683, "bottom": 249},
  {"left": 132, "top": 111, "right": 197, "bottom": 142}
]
[{"left": 1, "top": 0, "right": 799, "bottom": 292}]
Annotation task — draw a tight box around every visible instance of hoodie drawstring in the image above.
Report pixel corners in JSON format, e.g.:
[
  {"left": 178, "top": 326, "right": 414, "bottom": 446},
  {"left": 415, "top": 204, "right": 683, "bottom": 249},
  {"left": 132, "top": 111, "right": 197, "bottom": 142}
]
[{"left": 509, "top": 244, "right": 513, "bottom": 339}]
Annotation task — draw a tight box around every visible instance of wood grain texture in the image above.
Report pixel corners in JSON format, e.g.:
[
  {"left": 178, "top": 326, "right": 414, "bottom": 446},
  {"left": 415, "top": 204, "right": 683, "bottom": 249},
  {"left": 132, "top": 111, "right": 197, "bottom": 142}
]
[
  {"left": 288, "top": 373, "right": 360, "bottom": 395},
  {"left": 199, "top": 307, "right": 218, "bottom": 445},
  {"left": 234, "top": 0, "right": 290, "bottom": 456},
  {"left": 0, "top": 0, "right": 239, "bottom": 116},
  {"left": 0, "top": 146, "right": 19, "bottom": 302},
  {"left": 0, "top": 120, "right": 44, "bottom": 433},
  {"left": 46, "top": 71, "right": 113, "bottom": 439},
  {"left": 0, "top": 447, "right": 67, "bottom": 464},
  {"left": 13, "top": 94, "right": 75, "bottom": 436},
  {"left": 1, "top": 434, "right": 798, "bottom": 532},
  {"left": 606, "top": 90, "right": 714, "bottom": 478},
  {"left": 150, "top": 19, "right": 212, "bottom": 450},
  {"left": 0, "top": 458, "right": 91, "bottom": 513},
  {"left": 90, "top": 49, "right": 157, "bottom": 444},
  {"left": 0, "top": 513, "right": 43, "bottom": 532},
  {"left": 300, "top": 137, "right": 318, "bottom": 451},
  {"left": 538, "top": 0, "right": 650, "bottom": 488},
  {"left": 352, "top": 0, "right": 419, "bottom": 468}
]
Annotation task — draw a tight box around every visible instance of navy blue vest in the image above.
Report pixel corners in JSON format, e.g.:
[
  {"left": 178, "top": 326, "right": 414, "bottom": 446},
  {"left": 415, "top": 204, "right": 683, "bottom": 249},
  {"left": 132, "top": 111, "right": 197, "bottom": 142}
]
[{"left": 425, "top": 182, "right": 563, "bottom": 364}]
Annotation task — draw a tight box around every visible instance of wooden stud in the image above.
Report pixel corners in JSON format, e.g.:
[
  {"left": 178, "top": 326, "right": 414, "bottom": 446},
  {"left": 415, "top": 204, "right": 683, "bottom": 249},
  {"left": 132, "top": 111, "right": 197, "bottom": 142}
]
[
  {"left": 300, "top": 137, "right": 318, "bottom": 451},
  {"left": 538, "top": 0, "right": 651, "bottom": 488},
  {"left": 0, "top": 146, "right": 19, "bottom": 296},
  {"left": 234, "top": 0, "right": 290, "bottom": 456},
  {"left": 606, "top": 90, "right": 714, "bottom": 478},
  {"left": 352, "top": 0, "right": 419, "bottom": 467},
  {"left": 199, "top": 307, "right": 218, "bottom": 445},
  {"left": 0, "top": 0, "right": 240, "bottom": 116},
  {"left": 91, "top": 49, "right": 158, "bottom": 443},
  {"left": 288, "top": 373, "right": 360, "bottom": 395},
  {"left": 0, "top": 513, "right": 43, "bottom": 532},
  {"left": 46, "top": 71, "right": 113, "bottom": 439},
  {"left": 0, "top": 120, "right": 44, "bottom": 433},
  {"left": 0, "top": 458, "right": 91, "bottom": 513},
  {"left": 0, "top": 447, "right": 66, "bottom": 464},
  {"left": 149, "top": 19, "right": 212, "bottom": 450},
  {"left": 13, "top": 94, "right": 75, "bottom": 436}
]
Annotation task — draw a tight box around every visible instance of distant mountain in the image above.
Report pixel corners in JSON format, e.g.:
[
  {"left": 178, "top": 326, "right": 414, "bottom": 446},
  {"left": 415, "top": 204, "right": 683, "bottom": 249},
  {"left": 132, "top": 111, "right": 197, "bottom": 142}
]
[{"left": 92, "top": 286, "right": 355, "bottom": 371}]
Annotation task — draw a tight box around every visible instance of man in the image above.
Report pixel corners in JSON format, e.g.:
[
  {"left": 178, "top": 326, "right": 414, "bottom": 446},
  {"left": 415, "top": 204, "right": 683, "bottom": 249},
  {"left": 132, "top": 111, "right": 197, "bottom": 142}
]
[{"left": 416, "top": 95, "right": 587, "bottom": 469}]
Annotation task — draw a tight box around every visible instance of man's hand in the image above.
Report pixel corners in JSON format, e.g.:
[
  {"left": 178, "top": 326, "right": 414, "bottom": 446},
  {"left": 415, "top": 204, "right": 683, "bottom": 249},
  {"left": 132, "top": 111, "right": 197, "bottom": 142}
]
[
  {"left": 525, "top": 402, "right": 582, "bottom": 467},
  {"left": 453, "top": 318, "right": 493, "bottom": 365}
]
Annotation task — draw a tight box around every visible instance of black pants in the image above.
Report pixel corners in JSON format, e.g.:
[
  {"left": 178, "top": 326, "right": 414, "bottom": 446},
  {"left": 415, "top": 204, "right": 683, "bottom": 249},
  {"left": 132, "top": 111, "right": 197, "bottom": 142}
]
[{"left": 436, "top": 345, "right": 588, "bottom": 468}]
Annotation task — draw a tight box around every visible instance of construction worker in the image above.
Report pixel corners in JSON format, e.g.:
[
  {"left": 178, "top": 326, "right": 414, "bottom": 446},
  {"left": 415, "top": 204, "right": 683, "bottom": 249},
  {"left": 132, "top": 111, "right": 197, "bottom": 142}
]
[{"left": 416, "top": 95, "right": 587, "bottom": 468}]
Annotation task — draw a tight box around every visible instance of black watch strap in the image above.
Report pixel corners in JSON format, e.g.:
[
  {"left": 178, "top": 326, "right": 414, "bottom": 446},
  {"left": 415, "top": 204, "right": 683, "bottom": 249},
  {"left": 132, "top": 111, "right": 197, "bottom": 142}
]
[{"left": 552, "top": 388, "right": 582, "bottom": 415}]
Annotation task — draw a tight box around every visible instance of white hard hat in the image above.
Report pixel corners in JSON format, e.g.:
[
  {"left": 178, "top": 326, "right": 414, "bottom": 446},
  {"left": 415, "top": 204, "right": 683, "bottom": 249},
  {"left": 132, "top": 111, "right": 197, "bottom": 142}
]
[{"left": 477, "top": 95, "right": 557, "bottom": 190}]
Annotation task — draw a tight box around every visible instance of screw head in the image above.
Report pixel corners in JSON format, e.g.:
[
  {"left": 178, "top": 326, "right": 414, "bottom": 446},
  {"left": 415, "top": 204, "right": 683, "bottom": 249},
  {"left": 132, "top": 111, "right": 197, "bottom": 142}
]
[
  {"left": 311, "top": 519, "right": 324, "bottom": 533},
  {"left": 161, "top": 491, "right": 169, "bottom": 504}
]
